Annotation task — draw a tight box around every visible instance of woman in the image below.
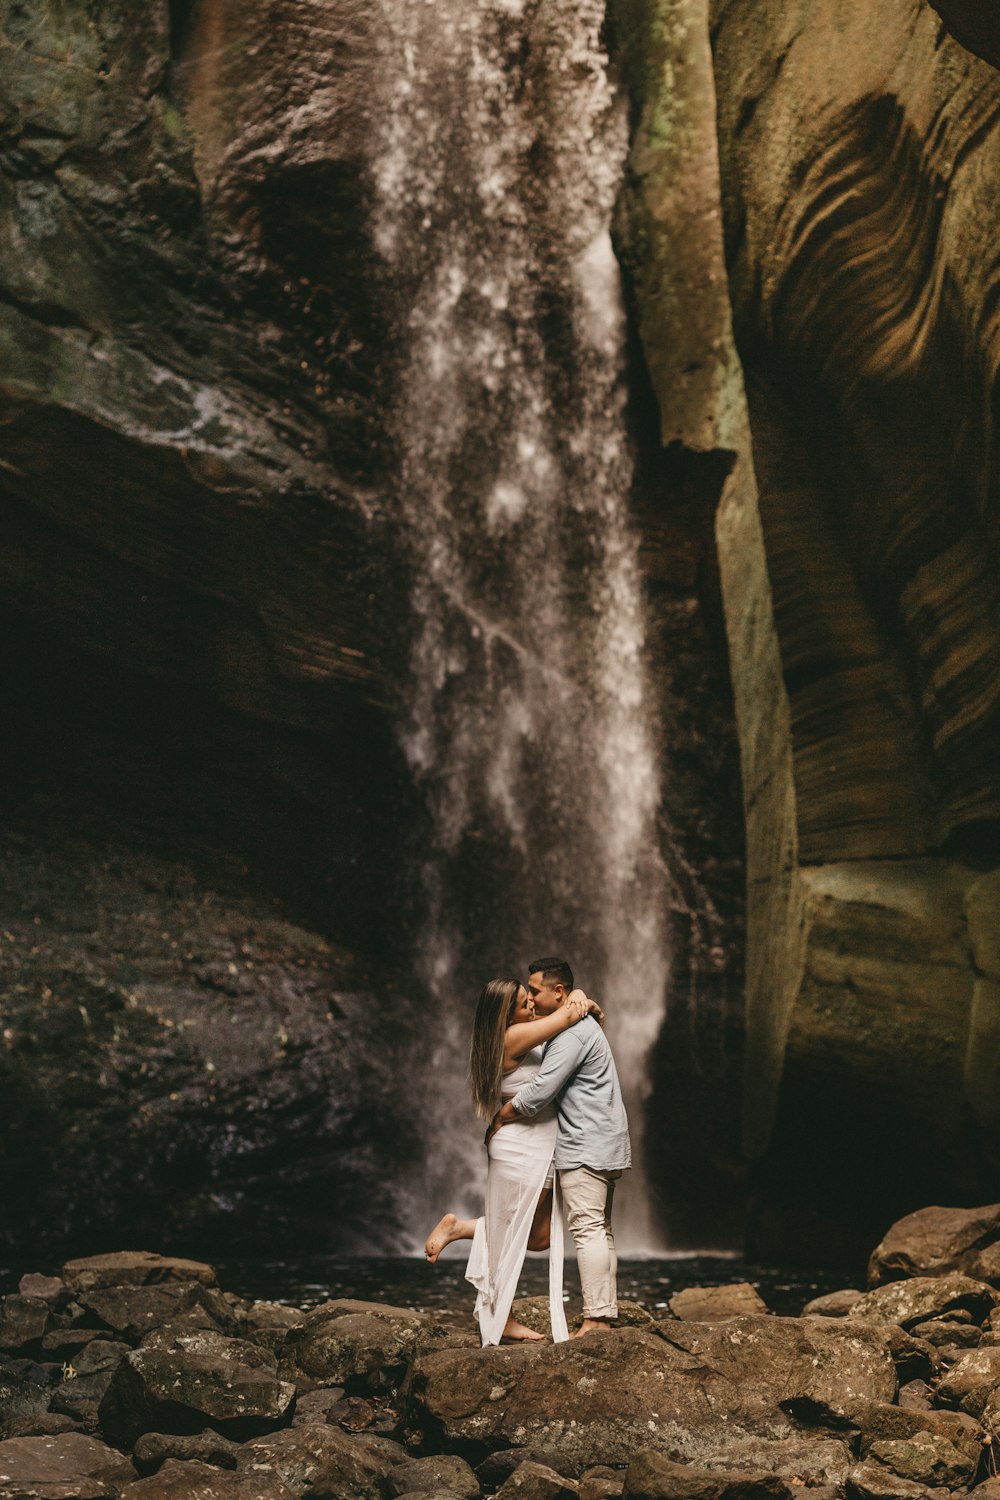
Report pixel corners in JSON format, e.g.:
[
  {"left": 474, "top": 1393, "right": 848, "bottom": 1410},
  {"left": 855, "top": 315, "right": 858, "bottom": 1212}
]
[{"left": 424, "top": 978, "right": 597, "bottom": 1345}]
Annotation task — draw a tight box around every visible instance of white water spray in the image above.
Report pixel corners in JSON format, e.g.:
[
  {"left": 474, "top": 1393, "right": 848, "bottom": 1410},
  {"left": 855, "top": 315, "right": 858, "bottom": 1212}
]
[{"left": 374, "top": 0, "right": 669, "bottom": 1252}]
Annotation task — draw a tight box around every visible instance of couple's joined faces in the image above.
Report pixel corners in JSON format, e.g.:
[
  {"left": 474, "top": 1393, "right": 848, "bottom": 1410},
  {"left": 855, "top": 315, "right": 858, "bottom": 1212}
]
[
  {"left": 527, "top": 970, "right": 564, "bottom": 1016},
  {"left": 508, "top": 986, "right": 535, "bottom": 1025}
]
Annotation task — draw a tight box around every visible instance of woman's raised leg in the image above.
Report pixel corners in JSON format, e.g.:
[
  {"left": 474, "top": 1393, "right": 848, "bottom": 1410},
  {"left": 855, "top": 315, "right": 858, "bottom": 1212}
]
[{"left": 425, "top": 1213, "right": 477, "bottom": 1262}]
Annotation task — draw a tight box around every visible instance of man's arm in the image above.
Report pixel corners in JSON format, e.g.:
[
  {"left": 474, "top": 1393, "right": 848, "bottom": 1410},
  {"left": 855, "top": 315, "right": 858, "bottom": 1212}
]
[{"left": 510, "top": 1026, "right": 588, "bottom": 1118}]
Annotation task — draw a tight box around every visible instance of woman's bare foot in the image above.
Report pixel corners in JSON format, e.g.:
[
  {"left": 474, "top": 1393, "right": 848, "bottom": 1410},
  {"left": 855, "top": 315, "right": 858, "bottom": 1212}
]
[
  {"left": 500, "top": 1318, "right": 546, "bottom": 1343},
  {"left": 424, "top": 1212, "right": 476, "bottom": 1262},
  {"left": 571, "top": 1318, "right": 614, "bottom": 1337}
]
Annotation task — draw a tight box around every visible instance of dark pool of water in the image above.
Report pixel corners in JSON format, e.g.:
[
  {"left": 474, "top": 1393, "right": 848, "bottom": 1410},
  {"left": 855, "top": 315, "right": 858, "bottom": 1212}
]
[{"left": 210, "top": 1253, "right": 849, "bottom": 1319}]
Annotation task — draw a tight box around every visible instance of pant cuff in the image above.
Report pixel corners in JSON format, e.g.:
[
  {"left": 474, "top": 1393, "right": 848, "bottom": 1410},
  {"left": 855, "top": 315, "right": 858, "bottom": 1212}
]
[{"left": 582, "top": 1305, "right": 617, "bottom": 1319}]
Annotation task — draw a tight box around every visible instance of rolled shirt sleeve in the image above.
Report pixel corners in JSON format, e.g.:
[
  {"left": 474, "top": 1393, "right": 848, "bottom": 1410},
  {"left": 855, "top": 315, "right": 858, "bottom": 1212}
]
[{"left": 511, "top": 1029, "right": 584, "bottom": 1118}]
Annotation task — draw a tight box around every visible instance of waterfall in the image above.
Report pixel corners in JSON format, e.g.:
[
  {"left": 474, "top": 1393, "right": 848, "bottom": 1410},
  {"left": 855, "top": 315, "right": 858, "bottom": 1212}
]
[{"left": 374, "top": 0, "right": 669, "bottom": 1252}]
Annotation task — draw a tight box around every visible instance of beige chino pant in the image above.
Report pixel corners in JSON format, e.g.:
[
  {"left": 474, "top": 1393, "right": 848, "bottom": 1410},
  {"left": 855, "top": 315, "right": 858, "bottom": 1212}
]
[{"left": 559, "top": 1165, "right": 619, "bottom": 1319}]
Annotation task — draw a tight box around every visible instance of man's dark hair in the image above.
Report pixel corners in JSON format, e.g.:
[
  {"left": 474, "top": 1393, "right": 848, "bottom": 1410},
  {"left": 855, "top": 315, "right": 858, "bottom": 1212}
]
[{"left": 527, "top": 956, "right": 574, "bottom": 990}]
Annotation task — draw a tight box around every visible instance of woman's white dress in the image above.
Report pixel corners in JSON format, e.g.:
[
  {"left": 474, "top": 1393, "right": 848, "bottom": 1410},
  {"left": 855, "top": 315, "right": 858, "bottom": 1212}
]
[{"left": 465, "top": 1045, "right": 568, "bottom": 1345}]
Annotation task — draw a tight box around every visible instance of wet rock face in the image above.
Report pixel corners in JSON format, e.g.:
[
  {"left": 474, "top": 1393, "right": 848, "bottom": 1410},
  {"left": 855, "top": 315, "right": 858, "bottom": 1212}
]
[{"left": 620, "top": 0, "right": 1000, "bottom": 1259}]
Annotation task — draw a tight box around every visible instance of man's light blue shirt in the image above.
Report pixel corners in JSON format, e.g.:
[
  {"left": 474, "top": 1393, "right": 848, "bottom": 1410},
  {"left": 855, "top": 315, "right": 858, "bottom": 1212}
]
[{"left": 511, "top": 1015, "right": 631, "bottom": 1172}]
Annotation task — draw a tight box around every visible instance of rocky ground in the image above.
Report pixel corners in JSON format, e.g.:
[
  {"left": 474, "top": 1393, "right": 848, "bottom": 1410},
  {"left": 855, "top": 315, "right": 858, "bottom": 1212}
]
[{"left": 3, "top": 1205, "right": 1000, "bottom": 1498}]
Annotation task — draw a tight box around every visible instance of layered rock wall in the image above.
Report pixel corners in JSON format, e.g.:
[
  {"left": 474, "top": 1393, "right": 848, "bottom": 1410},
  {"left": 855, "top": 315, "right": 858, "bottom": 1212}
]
[{"left": 622, "top": 0, "right": 1000, "bottom": 1258}]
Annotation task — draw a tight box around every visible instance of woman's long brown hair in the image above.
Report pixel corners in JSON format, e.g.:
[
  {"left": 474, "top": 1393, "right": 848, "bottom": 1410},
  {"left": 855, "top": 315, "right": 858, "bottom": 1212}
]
[{"left": 468, "top": 978, "right": 520, "bottom": 1120}]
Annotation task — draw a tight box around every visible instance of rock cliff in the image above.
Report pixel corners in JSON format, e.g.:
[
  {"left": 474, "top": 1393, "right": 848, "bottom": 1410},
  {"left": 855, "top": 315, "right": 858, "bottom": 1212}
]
[{"left": 618, "top": 0, "right": 1000, "bottom": 1258}]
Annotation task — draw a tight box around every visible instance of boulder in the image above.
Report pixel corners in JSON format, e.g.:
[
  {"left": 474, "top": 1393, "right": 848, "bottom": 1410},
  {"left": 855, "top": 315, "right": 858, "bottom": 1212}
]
[
  {"left": 801, "top": 1291, "right": 864, "bottom": 1318},
  {"left": 495, "top": 1462, "right": 578, "bottom": 1500},
  {"left": 80, "top": 1286, "right": 237, "bottom": 1346},
  {"left": 0, "top": 1369, "right": 52, "bottom": 1439},
  {"left": 19, "top": 1278, "right": 68, "bottom": 1308},
  {"left": 120, "top": 1459, "right": 296, "bottom": 1498},
  {"left": 974, "top": 1480, "right": 1000, "bottom": 1500},
  {"left": 390, "top": 1455, "right": 479, "bottom": 1497},
  {"left": 62, "top": 1257, "right": 218, "bottom": 1297},
  {"left": 667, "top": 1285, "right": 769, "bottom": 1322},
  {"left": 5, "top": 1416, "right": 83, "bottom": 1441},
  {"left": 981, "top": 1308, "right": 1000, "bottom": 1346},
  {"left": 98, "top": 1329, "right": 295, "bottom": 1448},
  {"left": 241, "top": 1307, "right": 305, "bottom": 1356},
  {"left": 409, "top": 1319, "right": 888, "bottom": 1477},
  {"left": 622, "top": 1451, "right": 794, "bottom": 1500},
  {"left": 855, "top": 1402, "right": 980, "bottom": 1463},
  {"left": 906, "top": 1318, "right": 979, "bottom": 1349},
  {"left": 0, "top": 1297, "right": 54, "bottom": 1353},
  {"left": 848, "top": 1274, "right": 998, "bottom": 1330},
  {"left": 0, "top": 1432, "right": 135, "bottom": 1499},
  {"left": 868, "top": 1205, "right": 1000, "bottom": 1287},
  {"left": 933, "top": 1345, "right": 1000, "bottom": 1413},
  {"left": 577, "top": 1468, "right": 623, "bottom": 1500},
  {"left": 286, "top": 1304, "right": 433, "bottom": 1390},
  {"left": 867, "top": 1431, "right": 976, "bottom": 1489},
  {"left": 50, "top": 1342, "right": 131, "bottom": 1431},
  {"left": 132, "top": 1431, "right": 241, "bottom": 1475},
  {"left": 896, "top": 1382, "right": 933, "bottom": 1412},
  {"left": 41, "top": 1334, "right": 116, "bottom": 1362},
  {"left": 844, "top": 1461, "right": 934, "bottom": 1500},
  {"left": 287, "top": 1389, "right": 345, "bottom": 1428},
  {"left": 236, "top": 1423, "right": 398, "bottom": 1499}
]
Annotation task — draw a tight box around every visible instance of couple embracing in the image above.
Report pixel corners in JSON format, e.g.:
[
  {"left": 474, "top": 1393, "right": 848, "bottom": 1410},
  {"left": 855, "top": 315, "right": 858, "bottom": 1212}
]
[{"left": 425, "top": 956, "right": 630, "bottom": 1345}]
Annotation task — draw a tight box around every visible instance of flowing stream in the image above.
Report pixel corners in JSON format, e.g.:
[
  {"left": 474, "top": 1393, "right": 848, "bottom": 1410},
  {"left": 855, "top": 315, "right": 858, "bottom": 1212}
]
[{"left": 374, "top": 0, "right": 669, "bottom": 1251}]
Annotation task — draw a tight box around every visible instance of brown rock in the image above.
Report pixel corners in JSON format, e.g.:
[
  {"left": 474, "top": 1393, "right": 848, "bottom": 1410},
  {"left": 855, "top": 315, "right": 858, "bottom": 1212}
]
[
  {"left": 121, "top": 1458, "right": 296, "bottom": 1499},
  {"left": 80, "top": 1286, "right": 237, "bottom": 1345},
  {"left": 390, "top": 1455, "right": 479, "bottom": 1497},
  {"left": 856, "top": 1402, "right": 981, "bottom": 1460},
  {"left": 933, "top": 1345, "right": 1000, "bottom": 1413},
  {"left": 132, "top": 1430, "right": 241, "bottom": 1475},
  {"left": 4, "top": 1416, "right": 82, "bottom": 1441},
  {"left": 287, "top": 1305, "right": 433, "bottom": 1391},
  {"left": 236, "top": 1423, "right": 397, "bottom": 1499},
  {"left": 0, "top": 1296, "right": 54, "bottom": 1352},
  {"left": 41, "top": 1333, "right": 115, "bottom": 1361},
  {"left": 0, "top": 1370, "right": 52, "bottom": 1439},
  {"left": 241, "top": 1306, "right": 305, "bottom": 1355},
  {"left": 0, "top": 1432, "right": 136, "bottom": 1499},
  {"left": 287, "top": 1388, "right": 345, "bottom": 1428},
  {"left": 896, "top": 1381, "right": 933, "bottom": 1413},
  {"left": 849, "top": 1274, "right": 999, "bottom": 1331},
  {"left": 845, "top": 1460, "right": 934, "bottom": 1500},
  {"left": 410, "top": 1319, "right": 887, "bottom": 1476},
  {"left": 801, "top": 1290, "right": 864, "bottom": 1318},
  {"left": 907, "top": 1318, "right": 979, "bottom": 1349},
  {"left": 868, "top": 1205, "right": 1000, "bottom": 1287},
  {"left": 62, "top": 1256, "right": 218, "bottom": 1297},
  {"left": 578, "top": 1467, "right": 623, "bottom": 1500},
  {"left": 867, "top": 1430, "right": 976, "bottom": 1489},
  {"left": 623, "top": 1451, "right": 793, "bottom": 1500},
  {"left": 98, "top": 1329, "right": 295, "bottom": 1448},
  {"left": 19, "top": 1278, "right": 69, "bottom": 1308},
  {"left": 496, "top": 1462, "right": 577, "bottom": 1500},
  {"left": 667, "top": 1284, "right": 769, "bottom": 1322}
]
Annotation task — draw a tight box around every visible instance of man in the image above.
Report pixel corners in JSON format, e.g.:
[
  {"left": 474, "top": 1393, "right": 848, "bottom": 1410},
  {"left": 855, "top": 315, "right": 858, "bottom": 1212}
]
[{"left": 490, "top": 956, "right": 630, "bottom": 1336}]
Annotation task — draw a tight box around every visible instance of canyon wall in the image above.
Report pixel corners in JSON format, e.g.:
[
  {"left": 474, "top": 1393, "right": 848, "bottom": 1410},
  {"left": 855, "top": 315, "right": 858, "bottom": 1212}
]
[{"left": 619, "top": 0, "right": 1000, "bottom": 1260}]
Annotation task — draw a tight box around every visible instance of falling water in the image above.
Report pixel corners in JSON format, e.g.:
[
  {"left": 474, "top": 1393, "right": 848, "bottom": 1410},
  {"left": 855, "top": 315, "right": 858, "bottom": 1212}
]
[{"left": 374, "top": 0, "right": 669, "bottom": 1251}]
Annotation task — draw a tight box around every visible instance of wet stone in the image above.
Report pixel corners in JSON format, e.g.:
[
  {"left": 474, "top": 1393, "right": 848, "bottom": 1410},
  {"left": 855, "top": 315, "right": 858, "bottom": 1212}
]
[
  {"left": 132, "top": 1430, "right": 241, "bottom": 1475},
  {"left": 390, "top": 1454, "right": 479, "bottom": 1497},
  {"left": 0, "top": 1431, "right": 136, "bottom": 1499},
  {"left": 80, "top": 1285, "right": 237, "bottom": 1345},
  {"left": 495, "top": 1462, "right": 579, "bottom": 1500},
  {"left": 0, "top": 1296, "right": 54, "bottom": 1353},
  {"left": 236, "top": 1422, "right": 399, "bottom": 1500},
  {"left": 121, "top": 1458, "right": 296, "bottom": 1499},
  {"left": 98, "top": 1329, "right": 295, "bottom": 1448},
  {"left": 62, "top": 1256, "right": 218, "bottom": 1298},
  {"left": 667, "top": 1282, "right": 769, "bottom": 1322}
]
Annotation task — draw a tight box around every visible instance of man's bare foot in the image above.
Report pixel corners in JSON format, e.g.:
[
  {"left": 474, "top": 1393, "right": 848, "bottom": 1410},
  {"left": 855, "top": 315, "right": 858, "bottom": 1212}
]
[
  {"left": 500, "top": 1318, "right": 546, "bottom": 1343},
  {"left": 425, "top": 1213, "right": 475, "bottom": 1262},
  {"left": 571, "top": 1317, "right": 615, "bottom": 1337}
]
